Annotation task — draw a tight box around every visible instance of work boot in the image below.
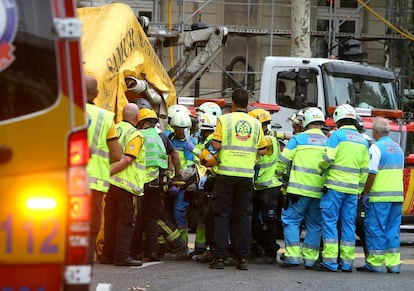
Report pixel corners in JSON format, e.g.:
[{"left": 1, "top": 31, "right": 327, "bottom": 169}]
[
  {"left": 223, "top": 256, "right": 235, "bottom": 266},
  {"left": 236, "top": 258, "right": 248, "bottom": 270},
  {"left": 164, "top": 246, "right": 190, "bottom": 260},
  {"left": 195, "top": 250, "right": 214, "bottom": 263},
  {"left": 252, "top": 255, "right": 277, "bottom": 264},
  {"left": 113, "top": 256, "right": 143, "bottom": 266},
  {"left": 147, "top": 252, "right": 160, "bottom": 262},
  {"left": 209, "top": 259, "right": 225, "bottom": 269}
]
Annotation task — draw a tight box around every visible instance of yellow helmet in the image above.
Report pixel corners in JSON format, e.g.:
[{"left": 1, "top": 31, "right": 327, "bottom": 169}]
[
  {"left": 138, "top": 108, "right": 158, "bottom": 122},
  {"left": 248, "top": 108, "right": 272, "bottom": 123},
  {"left": 199, "top": 148, "right": 218, "bottom": 167}
]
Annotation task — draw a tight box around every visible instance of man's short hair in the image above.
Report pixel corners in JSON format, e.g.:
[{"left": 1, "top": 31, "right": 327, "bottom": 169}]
[
  {"left": 373, "top": 117, "right": 389, "bottom": 134},
  {"left": 232, "top": 88, "right": 249, "bottom": 108}
]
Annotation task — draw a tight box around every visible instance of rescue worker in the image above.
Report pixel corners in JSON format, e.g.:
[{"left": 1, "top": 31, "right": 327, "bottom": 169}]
[
  {"left": 131, "top": 107, "right": 188, "bottom": 261},
  {"left": 100, "top": 103, "right": 145, "bottom": 266},
  {"left": 166, "top": 104, "right": 193, "bottom": 135},
  {"left": 209, "top": 88, "right": 267, "bottom": 270},
  {"left": 85, "top": 75, "right": 122, "bottom": 264},
  {"left": 276, "top": 107, "right": 327, "bottom": 269},
  {"left": 248, "top": 108, "right": 283, "bottom": 264},
  {"left": 317, "top": 104, "right": 369, "bottom": 272},
  {"left": 167, "top": 110, "right": 196, "bottom": 251},
  {"left": 357, "top": 117, "right": 404, "bottom": 274},
  {"left": 196, "top": 101, "right": 222, "bottom": 117},
  {"left": 191, "top": 113, "right": 218, "bottom": 259}
]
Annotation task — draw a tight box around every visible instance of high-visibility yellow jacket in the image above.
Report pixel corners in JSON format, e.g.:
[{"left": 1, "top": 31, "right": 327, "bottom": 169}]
[{"left": 277, "top": 128, "right": 327, "bottom": 198}]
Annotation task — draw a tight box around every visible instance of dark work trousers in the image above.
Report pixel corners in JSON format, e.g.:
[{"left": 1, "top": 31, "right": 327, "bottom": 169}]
[
  {"left": 205, "top": 195, "right": 215, "bottom": 251},
  {"left": 211, "top": 174, "right": 253, "bottom": 260},
  {"left": 101, "top": 184, "right": 135, "bottom": 262},
  {"left": 355, "top": 198, "right": 367, "bottom": 257},
  {"left": 252, "top": 186, "right": 281, "bottom": 257},
  {"left": 131, "top": 182, "right": 161, "bottom": 255},
  {"left": 89, "top": 189, "right": 104, "bottom": 264}
]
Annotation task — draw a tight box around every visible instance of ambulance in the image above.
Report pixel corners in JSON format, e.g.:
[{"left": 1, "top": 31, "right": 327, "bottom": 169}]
[{"left": 0, "top": 0, "right": 91, "bottom": 290}]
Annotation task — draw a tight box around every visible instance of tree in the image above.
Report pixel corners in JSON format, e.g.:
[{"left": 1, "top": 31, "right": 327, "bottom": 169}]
[{"left": 291, "top": 0, "right": 312, "bottom": 57}]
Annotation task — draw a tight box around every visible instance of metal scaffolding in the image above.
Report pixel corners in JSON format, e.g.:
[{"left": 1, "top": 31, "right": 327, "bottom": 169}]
[{"left": 77, "top": 0, "right": 414, "bottom": 97}]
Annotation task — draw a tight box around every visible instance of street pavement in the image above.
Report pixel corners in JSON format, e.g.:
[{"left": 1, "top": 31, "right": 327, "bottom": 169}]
[{"left": 90, "top": 232, "right": 414, "bottom": 291}]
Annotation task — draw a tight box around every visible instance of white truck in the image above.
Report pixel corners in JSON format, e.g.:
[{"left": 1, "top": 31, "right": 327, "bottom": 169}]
[{"left": 258, "top": 56, "right": 400, "bottom": 134}]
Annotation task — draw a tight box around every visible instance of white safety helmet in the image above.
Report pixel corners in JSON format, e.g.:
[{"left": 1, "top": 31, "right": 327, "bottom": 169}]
[
  {"left": 168, "top": 104, "right": 191, "bottom": 119},
  {"left": 197, "top": 102, "right": 222, "bottom": 117},
  {"left": 170, "top": 110, "right": 192, "bottom": 128},
  {"left": 333, "top": 104, "right": 356, "bottom": 123},
  {"left": 287, "top": 108, "right": 306, "bottom": 125},
  {"left": 198, "top": 113, "right": 217, "bottom": 131},
  {"left": 302, "top": 107, "right": 325, "bottom": 128}
]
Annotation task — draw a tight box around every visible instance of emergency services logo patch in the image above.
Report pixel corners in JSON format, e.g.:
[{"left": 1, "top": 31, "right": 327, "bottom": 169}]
[
  {"left": 0, "top": 0, "right": 18, "bottom": 72},
  {"left": 234, "top": 120, "right": 252, "bottom": 141}
]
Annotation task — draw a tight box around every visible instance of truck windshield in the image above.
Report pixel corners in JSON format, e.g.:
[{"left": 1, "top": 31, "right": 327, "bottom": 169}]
[{"left": 324, "top": 73, "right": 398, "bottom": 110}]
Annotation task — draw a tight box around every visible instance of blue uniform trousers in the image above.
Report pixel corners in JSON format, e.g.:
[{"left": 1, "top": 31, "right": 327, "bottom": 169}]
[
  {"left": 364, "top": 202, "right": 402, "bottom": 273},
  {"left": 282, "top": 195, "right": 322, "bottom": 267},
  {"left": 320, "top": 189, "right": 358, "bottom": 271}
]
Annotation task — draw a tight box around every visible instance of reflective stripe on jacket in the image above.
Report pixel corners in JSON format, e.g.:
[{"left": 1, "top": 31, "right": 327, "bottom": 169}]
[
  {"left": 321, "top": 125, "right": 369, "bottom": 194},
  {"left": 277, "top": 128, "right": 327, "bottom": 198},
  {"left": 369, "top": 136, "right": 404, "bottom": 202},
  {"left": 86, "top": 103, "right": 114, "bottom": 192},
  {"left": 110, "top": 121, "right": 146, "bottom": 196},
  {"left": 254, "top": 135, "right": 282, "bottom": 189}
]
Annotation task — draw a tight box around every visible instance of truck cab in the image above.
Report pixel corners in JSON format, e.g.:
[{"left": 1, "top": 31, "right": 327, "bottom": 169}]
[
  {"left": 259, "top": 56, "right": 399, "bottom": 133},
  {"left": 259, "top": 56, "right": 414, "bottom": 224}
]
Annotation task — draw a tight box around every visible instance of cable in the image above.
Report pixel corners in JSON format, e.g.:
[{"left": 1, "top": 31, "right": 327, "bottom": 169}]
[{"left": 356, "top": 0, "right": 414, "bottom": 42}]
